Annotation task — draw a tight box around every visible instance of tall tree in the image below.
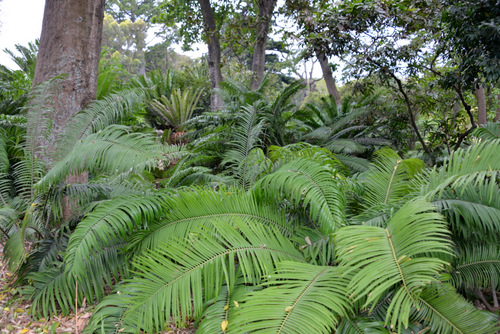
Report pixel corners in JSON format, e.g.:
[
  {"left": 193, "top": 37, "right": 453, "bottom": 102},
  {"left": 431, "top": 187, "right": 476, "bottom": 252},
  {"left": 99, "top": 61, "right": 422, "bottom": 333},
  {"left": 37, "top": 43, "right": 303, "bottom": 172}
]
[
  {"left": 198, "top": 0, "right": 224, "bottom": 110},
  {"left": 250, "top": 0, "right": 277, "bottom": 89},
  {"left": 31, "top": 0, "right": 106, "bottom": 165}
]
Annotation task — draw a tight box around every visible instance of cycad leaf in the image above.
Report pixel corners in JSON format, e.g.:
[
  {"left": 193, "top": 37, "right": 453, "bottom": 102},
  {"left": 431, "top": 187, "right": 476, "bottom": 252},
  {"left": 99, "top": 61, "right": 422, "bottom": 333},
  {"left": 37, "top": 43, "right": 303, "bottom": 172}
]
[
  {"left": 229, "top": 261, "right": 350, "bottom": 334},
  {"left": 64, "top": 193, "right": 168, "bottom": 277},
  {"left": 416, "top": 283, "right": 498, "bottom": 334},
  {"left": 37, "top": 125, "right": 170, "bottom": 190},
  {"left": 89, "top": 219, "right": 304, "bottom": 332},
  {"left": 450, "top": 245, "right": 500, "bottom": 290},
  {"left": 422, "top": 139, "right": 500, "bottom": 198},
  {"left": 253, "top": 157, "right": 346, "bottom": 234},
  {"left": 130, "top": 189, "right": 291, "bottom": 253},
  {"left": 336, "top": 199, "right": 452, "bottom": 330}
]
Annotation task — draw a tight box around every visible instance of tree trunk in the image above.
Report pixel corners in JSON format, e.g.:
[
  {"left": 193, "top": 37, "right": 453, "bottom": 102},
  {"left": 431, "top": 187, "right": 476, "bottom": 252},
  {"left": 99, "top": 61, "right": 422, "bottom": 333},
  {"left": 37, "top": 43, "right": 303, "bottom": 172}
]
[
  {"left": 32, "top": 0, "right": 106, "bottom": 165},
  {"left": 250, "top": 0, "right": 277, "bottom": 90},
  {"left": 315, "top": 50, "right": 341, "bottom": 104},
  {"left": 474, "top": 85, "right": 487, "bottom": 125},
  {"left": 198, "top": 0, "right": 223, "bottom": 111},
  {"left": 495, "top": 93, "right": 500, "bottom": 122}
]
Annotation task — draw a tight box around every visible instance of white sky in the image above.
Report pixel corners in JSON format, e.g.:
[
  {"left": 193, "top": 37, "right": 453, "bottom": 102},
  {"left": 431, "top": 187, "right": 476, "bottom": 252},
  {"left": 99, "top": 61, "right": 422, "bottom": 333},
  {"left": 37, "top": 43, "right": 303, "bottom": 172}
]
[
  {"left": 0, "top": 0, "right": 324, "bottom": 79},
  {"left": 0, "top": 0, "right": 44, "bottom": 70}
]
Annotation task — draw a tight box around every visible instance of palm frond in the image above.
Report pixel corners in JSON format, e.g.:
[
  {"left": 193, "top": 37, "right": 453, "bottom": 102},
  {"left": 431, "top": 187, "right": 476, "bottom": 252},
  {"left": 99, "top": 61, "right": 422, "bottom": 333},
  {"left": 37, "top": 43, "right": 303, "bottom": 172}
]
[
  {"left": 88, "top": 219, "right": 304, "bottom": 332},
  {"left": 253, "top": 157, "right": 346, "bottom": 234},
  {"left": 149, "top": 88, "right": 202, "bottom": 130},
  {"left": 37, "top": 125, "right": 169, "bottom": 190},
  {"left": 229, "top": 261, "right": 350, "bottom": 334},
  {"left": 360, "top": 148, "right": 425, "bottom": 209},
  {"left": 472, "top": 122, "right": 500, "bottom": 140},
  {"left": 64, "top": 193, "right": 169, "bottom": 278},
  {"left": 130, "top": 189, "right": 291, "bottom": 253},
  {"left": 416, "top": 283, "right": 498, "bottom": 334},
  {"left": 336, "top": 199, "right": 452, "bottom": 330},
  {"left": 222, "top": 102, "right": 265, "bottom": 189},
  {"left": 450, "top": 245, "right": 500, "bottom": 290},
  {"left": 422, "top": 139, "right": 500, "bottom": 199},
  {"left": 55, "top": 89, "right": 146, "bottom": 159}
]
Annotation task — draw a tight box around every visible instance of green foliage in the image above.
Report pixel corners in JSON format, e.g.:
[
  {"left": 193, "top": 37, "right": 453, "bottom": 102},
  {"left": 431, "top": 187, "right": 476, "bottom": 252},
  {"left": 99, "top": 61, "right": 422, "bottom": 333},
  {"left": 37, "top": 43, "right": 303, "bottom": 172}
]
[{"left": 149, "top": 88, "right": 203, "bottom": 130}]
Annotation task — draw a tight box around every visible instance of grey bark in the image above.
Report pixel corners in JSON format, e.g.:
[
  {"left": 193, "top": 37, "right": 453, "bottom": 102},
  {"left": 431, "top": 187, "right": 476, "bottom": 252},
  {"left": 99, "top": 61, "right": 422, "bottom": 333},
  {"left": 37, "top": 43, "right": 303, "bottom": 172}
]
[
  {"left": 32, "top": 0, "right": 106, "bottom": 165},
  {"left": 250, "top": 0, "right": 277, "bottom": 90},
  {"left": 475, "top": 85, "right": 487, "bottom": 125},
  {"left": 315, "top": 50, "right": 341, "bottom": 104},
  {"left": 198, "top": 0, "right": 223, "bottom": 111},
  {"left": 495, "top": 93, "right": 500, "bottom": 122}
]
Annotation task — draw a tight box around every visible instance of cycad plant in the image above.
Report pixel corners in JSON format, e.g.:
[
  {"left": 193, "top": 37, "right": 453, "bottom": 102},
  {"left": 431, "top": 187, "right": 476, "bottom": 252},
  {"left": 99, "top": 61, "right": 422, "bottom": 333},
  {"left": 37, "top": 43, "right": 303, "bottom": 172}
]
[{"left": 76, "top": 139, "right": 499, "bottom": 333}]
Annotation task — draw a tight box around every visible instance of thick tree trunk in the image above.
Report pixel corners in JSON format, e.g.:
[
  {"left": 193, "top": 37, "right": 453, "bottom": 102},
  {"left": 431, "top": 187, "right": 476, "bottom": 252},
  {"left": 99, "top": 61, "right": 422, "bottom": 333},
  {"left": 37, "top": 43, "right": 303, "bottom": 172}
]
[
  {"left": 474, "top": 85, "right": 487, "bottom": 125},
  {"left": 250, "top": 0, "right": 277, "bottom": 90},
  {"left": 315, "top": 50, "right": 341, "bottom": 104},
  {"left": 198, "top": 0, "right": 223, "bottom": 111},
  {"left": 32, "top": 0, "right": 105, "bottom": 165}
]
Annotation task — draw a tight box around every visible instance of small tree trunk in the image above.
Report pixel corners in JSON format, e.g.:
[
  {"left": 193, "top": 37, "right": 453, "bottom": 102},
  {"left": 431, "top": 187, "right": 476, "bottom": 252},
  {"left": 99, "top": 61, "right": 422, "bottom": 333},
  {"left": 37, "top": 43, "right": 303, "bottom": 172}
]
[
  {"left": 495, "top": 93, "right": 500, "bottom": 122},
  {"left": 250, "top": 0, "right": 277, "bottom": 90},
  {"left": 198, "top": 0, "right": 223, "bottom": 111},
  {"left": 474, "top": 85, "right": 487, "bottom": 125},
  {"left": 315, "top": 50, "right": 341, "bottom": 104}
]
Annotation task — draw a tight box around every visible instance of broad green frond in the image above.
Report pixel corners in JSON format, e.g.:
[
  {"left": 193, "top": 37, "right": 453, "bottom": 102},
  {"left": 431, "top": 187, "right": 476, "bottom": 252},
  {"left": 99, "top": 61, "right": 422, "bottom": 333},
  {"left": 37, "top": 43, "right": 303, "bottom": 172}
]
[
  {"left": 149, "top": 88, "right": 202, "bottom": 130},
  {"left": 450, "top": 245, "right": 500, "bottom": 290},
  {"left": 335, "top": 154, "right": 370, "bottom": 173},
  {"left": 64, "top": 193, "right": 169, "bottom": 277},
  {"left": 336, "top": 317, "right": 388, "bottom": 334},
  {"left": 26, "top": 265, "right": 77, "bottom": 318},
  {"left": 130, "top": 189, "right": 291, "bottom": 253},
  {"left": 432, "top": 178, "right": 500, "bottom": 242},
  {"left": 472, "top": 122, "right": 500, "bottom": 140},
  {"left": 37, "top": 125, "right": 169, "bottom": 190},
  {"left": 336, "top": 199, "right": 452, "bottom": 330},
  {"left": 197, "top": 282, "right": 252, "bottom": 334},
  {"left": 55, "top": 89, "right": 146, "bottom": 159},
  {"left": 361, "top": 148, "right": 425, "bottom": 209},
  {"left": 422, "top": 139, "right": 500, "bottom": 198},
  {"left": 267, "top": 142, "right": 344, "bottom": 172},
  {"left": 222, "top": 102, "right": 265, "bottom": 189},
  {"left": 229, "top": 262, "right": 350, "bottom": 334},
  {"left": 416, "top": 283, "right": 498, "bottom": 334},
  {"left": 90, "top": 220, "right": 304, "bottom": 332},
  {"left": 253, "top": 157, "right": 346, "bottom": 234}
]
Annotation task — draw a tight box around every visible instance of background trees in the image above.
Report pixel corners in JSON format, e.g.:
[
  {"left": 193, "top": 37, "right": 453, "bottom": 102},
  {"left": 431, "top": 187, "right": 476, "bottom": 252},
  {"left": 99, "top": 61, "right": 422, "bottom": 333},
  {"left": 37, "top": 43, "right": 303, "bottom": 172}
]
[{"left": 1, "top": 0, "right": 500, "bottom": 333}]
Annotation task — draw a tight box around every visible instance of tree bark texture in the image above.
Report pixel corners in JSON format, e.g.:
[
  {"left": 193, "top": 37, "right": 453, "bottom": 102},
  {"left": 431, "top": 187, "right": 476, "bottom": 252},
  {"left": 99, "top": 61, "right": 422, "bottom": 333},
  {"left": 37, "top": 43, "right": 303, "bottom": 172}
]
[
  {"left": 198, "top": 0, "right": 224, "bottom": 111},
  {"left": 315, "top": 50, "right": 341, "bottom": 104},
  {"left": 495, "top": 93, "right": 500, "bottom": 122},
  {"left": 474, "top": 85, "right": 487, "bottom": 125},
  {"left": 250, "top": 0, "right": 277, "bottom": 90},
  {"left": 32, "top": 0, "right": 106, "bottom": 164}
]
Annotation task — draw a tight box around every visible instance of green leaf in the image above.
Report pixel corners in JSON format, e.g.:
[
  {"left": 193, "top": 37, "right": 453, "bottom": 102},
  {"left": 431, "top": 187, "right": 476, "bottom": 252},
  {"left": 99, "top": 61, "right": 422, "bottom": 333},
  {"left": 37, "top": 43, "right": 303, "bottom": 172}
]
[{"left": 336, "top": 199, "right": 452, "bottom": 330}]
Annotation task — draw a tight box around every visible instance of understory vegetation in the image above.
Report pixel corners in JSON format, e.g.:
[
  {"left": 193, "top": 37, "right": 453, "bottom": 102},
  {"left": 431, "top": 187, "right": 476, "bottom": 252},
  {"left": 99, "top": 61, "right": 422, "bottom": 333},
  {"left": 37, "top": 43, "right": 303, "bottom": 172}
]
[{"left": 1, "top": 0, "right": 500, "bottom": 333}]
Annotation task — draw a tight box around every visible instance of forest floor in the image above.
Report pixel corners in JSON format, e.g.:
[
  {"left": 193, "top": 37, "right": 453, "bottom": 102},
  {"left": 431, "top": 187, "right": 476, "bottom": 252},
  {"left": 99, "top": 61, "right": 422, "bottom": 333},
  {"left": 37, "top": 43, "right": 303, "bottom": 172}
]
[{"left": 0, "top": 243, "right": 196, "bottom": 334}]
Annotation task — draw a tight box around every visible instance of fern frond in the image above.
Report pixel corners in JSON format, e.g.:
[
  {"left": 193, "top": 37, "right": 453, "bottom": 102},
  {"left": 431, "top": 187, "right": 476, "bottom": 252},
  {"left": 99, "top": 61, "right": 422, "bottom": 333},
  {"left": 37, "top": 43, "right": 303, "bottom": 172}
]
[
  {"left": 130, "top": 189, "right": 291, "bottom": 253},
  {"left": 336, "top": 199, "right": 452, "bottom": 330},
  {"left": 55, "top": 89, "right": 146, "bottom": 159},
  {"left": 416, "top": 283, "right": 498, "bottom": 334},
  {"left": 253, "top": 157, "right": 346, "bottom": 234},
  {"left": 64, "top": 193, "right": 169, "bottom": 278},
  {"left": 89, "top": 219, "right": 304, "bottom": 332},
  {"left": 229, "top": 261, "right": 350, "bottom": 334},
  {"left": 450, "top": 245, "right": 500, "bottom": 290},
  {"left": 37, "top": 125, "right": 168, "bottom": 190},
  {"left": 422, "top": 139, "right": 500, "bottom": 199}
]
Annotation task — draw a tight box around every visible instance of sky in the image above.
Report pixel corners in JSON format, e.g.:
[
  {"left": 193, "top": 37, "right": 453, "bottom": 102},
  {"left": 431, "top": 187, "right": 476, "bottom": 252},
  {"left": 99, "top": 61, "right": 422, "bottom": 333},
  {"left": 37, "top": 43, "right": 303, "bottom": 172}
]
[
  {"left": 0, "top": 0, "right": 45, "bottom": 70},
  {"left": 0, "top": 0, "right": 324, "bottom": 78}
]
